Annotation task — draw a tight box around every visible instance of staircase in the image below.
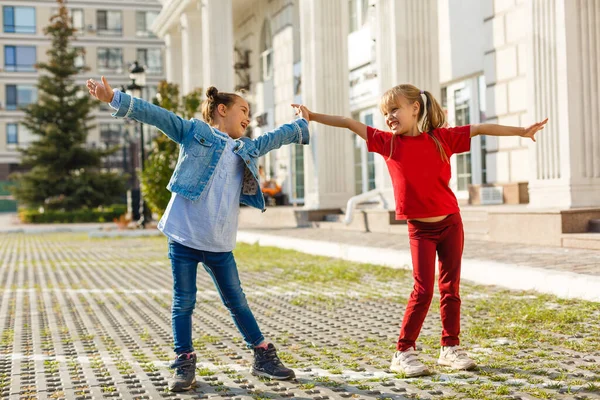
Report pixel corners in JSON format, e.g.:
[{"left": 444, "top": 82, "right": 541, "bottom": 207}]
[
  {"left": 561, "top": 218, "right": 600, "bottom": 250},
  {"left": 239, "top": 205, "right": 600, "bottom": 250}
]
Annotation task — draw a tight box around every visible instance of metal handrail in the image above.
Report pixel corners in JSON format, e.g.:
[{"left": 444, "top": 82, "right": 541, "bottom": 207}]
[{"left": 344, "top": 189, "right": 389, "bottom": 225}]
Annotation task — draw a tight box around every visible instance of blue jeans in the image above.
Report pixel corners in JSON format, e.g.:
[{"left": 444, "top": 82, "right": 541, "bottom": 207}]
[{"left": 168, "top": 240, "right": 264, "bottom": 354}]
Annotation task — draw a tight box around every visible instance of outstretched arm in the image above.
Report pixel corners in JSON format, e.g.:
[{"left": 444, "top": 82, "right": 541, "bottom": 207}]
[
  {"left": 250, "top": 105, "right": 311, "bottom": 158},
  {"left": 470, "top": 118, "right": 548, "bottom": 142},
  {"left": 292, "top": 104, "right": 367, "bottom": 140},
  {"left": 86, "top": 76, "right": 193, "bottom": 144}
]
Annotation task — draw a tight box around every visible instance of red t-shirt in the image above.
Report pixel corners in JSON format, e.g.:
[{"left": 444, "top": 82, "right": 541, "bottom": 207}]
[{"left": 367, "top": 125, "right": 471, "bottom": 220}]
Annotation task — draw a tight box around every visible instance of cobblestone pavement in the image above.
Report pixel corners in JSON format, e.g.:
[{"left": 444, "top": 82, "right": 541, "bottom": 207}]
[
  {"left": 0, "top": 233, "right": 599, "bottom": 400},
  {"left": 239, "top": 227, "right": 600, "bottom": 277}
]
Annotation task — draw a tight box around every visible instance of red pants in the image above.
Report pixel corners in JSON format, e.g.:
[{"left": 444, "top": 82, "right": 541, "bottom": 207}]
[{"left": 397, "top": 213, "right": 464, "bottom": 351}]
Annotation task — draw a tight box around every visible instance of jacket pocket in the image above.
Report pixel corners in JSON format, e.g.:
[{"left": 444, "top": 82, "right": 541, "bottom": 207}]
[{"left": 190, "top": 134, "right": 214, "bottom": 157}]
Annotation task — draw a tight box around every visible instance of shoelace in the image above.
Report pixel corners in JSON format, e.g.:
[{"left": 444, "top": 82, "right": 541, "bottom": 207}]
[
  {"left": 262, "top": 347, "right": 283, "bottom": 366},
  {"left": 446, "top": 347, "right": 469, "bottom": 360},
  {"left": 171, "top": 354, "right": 194, "bottom": 374},
  {"left": 400, "top": 351, "right": 421, "bottom": 366},
  {"left": 175, "top": 363, "right": 193, "bottom": 378}
]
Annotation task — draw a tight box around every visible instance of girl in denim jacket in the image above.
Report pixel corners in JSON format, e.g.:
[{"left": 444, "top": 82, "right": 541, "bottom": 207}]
[{"left": 87, "top": 77, "right": 310, "bottom": 391}]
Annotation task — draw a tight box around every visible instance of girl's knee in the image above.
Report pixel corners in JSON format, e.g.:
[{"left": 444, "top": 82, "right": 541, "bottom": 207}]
[
  {"left": 439, "top": 282, "right": 460, "bottom": 295},
  {"left": 412, "top": 289, "right": 434, "bottom": 303},
  {"left": 172, "top": 293, "right": 196, "bottom": 313},
  {"left": 224, "top": 292, "right": 248, "bottom": 311}
]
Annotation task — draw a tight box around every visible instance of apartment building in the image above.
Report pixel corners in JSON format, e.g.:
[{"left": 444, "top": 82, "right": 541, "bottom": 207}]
[{"left": 0, "top": 0, "right": 166, "bottom": 181}]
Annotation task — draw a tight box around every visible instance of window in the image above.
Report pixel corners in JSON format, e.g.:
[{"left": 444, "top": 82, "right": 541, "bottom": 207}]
[
  {"left": 364, "top": 113, "right": 376, "bottom": 191},
  {"left": 292, "top": 145, "right": 305, "bottom": 201},
  {"left": 3, "top": 6, "right": 35, "bottom": 34},
  {"left": 477, "top": 75, "right": 487, "bottom": 184},
  {"left": 4, "top": 46, "right": 36, "bottom": 72},
  {"left": 100, "top": 123, "right": 123, "bottom": 145},
  {"left": 100, "top": 123, "right": 124, "bottom": 169},
  {"left": 71, "top": 8, "right": 84, "bottom": 31},
  {"left": 141, "top": 85, "right": 158, "bottom": 102},
  {"left": 6, "top": 124, "right": 18, "bottom": 144},
  {"left": 349, "top": 0, "right": 369, "bottom": 33},
  {"left": 97, "top": 10, "right": 122, "bottom": 36},
  {"left": 73, "top": 47, "right": 85, "bottom": 68},
  {"left": 6, "top": 85, "right": 37, "bottom": 110},
  {"left": 97, "top": 48, "right": 122, "bottom": 72},
  {"left": 137, "top": 48, "right": 162, "bottom": 74},
  {"left": 454, "top": 87, "right": 472, "bottom": 191},
  {"left": 259, "top": 20, "right": 273, "bottom": 81},
  {"left": 354, "top": 112, "right": 376, "bottom": 194},
  {"left": 136, "top": 11, "right": 158, "bottom": 37}
]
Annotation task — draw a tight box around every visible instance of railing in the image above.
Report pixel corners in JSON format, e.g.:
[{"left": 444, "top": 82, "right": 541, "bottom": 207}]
[{"left": 343, "top": 188, "right": 389, "bottom": 225}]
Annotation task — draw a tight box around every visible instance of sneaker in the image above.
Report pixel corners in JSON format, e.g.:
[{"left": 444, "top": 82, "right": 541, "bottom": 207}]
[
  {"left": 438, "top": 346, "right": 476, "bottom": 370},
  {"left": 168, "top": 352, "right": 197, "bottom": 392},
  {"left": 390, "top": 349, "right": 430, "bottom": 377},
  {"left": 251, "top": 343, "right": 295, "bottom": 380}
]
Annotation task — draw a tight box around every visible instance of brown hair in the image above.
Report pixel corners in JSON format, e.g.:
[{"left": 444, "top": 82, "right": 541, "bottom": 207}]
[
  {"left": 201, "top": 86, "right": 243, "bottom": 125},
  {"left": 380, "top": 84, "right": 448, "bottom": 162}
]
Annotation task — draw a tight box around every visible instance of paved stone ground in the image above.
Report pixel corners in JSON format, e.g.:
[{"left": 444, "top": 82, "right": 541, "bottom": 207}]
[
  {"left": 0, "top": 232, "right": 599, "bottom": 400},
  {"left": 239, "top": 228, "right": 600, "bottom": 277}
]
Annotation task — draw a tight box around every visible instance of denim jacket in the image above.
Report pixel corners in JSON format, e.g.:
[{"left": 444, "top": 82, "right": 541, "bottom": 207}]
[{"left": 111, "top": 92, "right": 310, "bottom": 211}]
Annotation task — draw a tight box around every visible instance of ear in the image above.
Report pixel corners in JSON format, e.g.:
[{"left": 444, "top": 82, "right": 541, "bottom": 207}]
[
  {"left": 412, "top": 101, "right": 420, "bottom": 116},
  {"left": 217, "top": 103, "right": 227, "bottom": 117}
]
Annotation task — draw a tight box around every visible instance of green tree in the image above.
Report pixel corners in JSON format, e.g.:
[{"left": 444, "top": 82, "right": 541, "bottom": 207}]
[
  {"left": 140, "top": 81, "right": 202, "bottom": 217},
  {"left": 11, "top": 0, "right": 124, "bottom": 211}
]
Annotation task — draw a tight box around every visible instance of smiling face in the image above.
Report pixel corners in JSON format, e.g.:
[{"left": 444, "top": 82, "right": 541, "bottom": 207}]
[
  {"left": 219, "top": 97, "right": 251, "bottom": 139},
  {"left": 381, "top": 94, "right": 420, "bottom": 135}
]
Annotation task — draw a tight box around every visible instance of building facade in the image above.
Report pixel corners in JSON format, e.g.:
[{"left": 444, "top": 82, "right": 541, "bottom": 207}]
[
  {"left": 156, "top": 0, "right": 600, "bottom": 211},
  {"left": 0, "top": 0, "right": 166, "bottom": 181}
]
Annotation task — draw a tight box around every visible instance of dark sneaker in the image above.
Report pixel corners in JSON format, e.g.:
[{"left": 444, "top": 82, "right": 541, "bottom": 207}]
[
  {"left": 251, "top": 343, "right": 295, "bottom": 380},
  {"left": 168, "top": 352, "right": 197, "bottom": 392}
]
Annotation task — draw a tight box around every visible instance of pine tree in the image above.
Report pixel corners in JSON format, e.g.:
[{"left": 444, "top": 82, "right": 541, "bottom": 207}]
[{"left": 11, "top": 0, "right": 124, "bottom": 211}]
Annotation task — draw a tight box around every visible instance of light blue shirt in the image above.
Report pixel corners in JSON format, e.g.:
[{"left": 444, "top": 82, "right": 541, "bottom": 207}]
[
  {"left": 110, "top": 89, "right": 246, "bottom": 252},
  {"left": 157, "top": 137, "right": 245, "bottom": 252}
]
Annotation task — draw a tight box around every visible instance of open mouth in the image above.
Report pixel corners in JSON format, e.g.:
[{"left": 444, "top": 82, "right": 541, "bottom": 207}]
[
  {"left": 241, "top": 122, "right": 248, "bottom": 130},
  {"left": 389, "top": 121, "right": 399, "bottom": 130}
]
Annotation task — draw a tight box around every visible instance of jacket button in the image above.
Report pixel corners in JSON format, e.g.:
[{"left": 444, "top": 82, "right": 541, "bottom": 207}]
[
  {"left": 200, "top": 138, "right": 205, "bottom": 143},
  {"left": 245, "top": 160, "right": 250, "bottom": 164}
]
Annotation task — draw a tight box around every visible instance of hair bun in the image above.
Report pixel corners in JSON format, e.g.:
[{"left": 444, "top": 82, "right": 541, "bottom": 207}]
[{"left": 206, "top": 86, "right": 219, "bottom": 100}]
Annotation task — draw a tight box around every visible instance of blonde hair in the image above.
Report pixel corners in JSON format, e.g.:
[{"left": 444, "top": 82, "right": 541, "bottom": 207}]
[
  {"left": 380, "top": 84, "right": 448, "bottom": 162},
  {"left": 201, "top": 86, "right": 244, "bottom": 125}
]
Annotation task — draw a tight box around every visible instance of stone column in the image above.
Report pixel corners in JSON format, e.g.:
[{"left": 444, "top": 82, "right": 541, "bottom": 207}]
[
  {"left": 164, "top": 28, "right": 183, "bottom": 87},
  {"left": 299, "top": 0, "right": 355, "bottom": 209},
  {"left": 180, "top": 7, "right": 203, "bottom": 94},
  {"left": 527, "top": 0, "right": 600, "bottom": 208},
  {"left": 373, "top": 0, "right": 440, "bottom": 192},
  {"left": 200, "top": 0, "right": 234, "bottom": 91}
]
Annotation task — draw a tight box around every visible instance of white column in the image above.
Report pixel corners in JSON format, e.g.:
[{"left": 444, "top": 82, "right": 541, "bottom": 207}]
[
  {"left": 300, "top": 0, "right": 355, "bottom": 209},
  {"left": 374, "top": 0, "right": 440, "bottom": 192},
  {"left": 200, "top": 0, "right": 234, "bottom": 91},
  {"left": 164, "top": 28, "right": 183, "bottom": 87},
  {"left": 527, "top": 0, "right": 600, "bottom": 208},
  {"left": 180, "top": 8, "right": 203, "bottom": 94}
]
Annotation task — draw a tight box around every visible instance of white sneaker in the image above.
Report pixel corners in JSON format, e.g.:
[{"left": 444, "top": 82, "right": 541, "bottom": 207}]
[
  {"left": 437, "top": 346, "right": 476, "bottom": 370},
  {"left": 389, "top": 349, "right": 430, "bottom": 377}
]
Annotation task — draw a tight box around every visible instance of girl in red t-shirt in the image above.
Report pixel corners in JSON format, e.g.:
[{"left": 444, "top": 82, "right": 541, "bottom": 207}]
[{"left": 293, "top": 84, "right": 547, "bottom": 377}]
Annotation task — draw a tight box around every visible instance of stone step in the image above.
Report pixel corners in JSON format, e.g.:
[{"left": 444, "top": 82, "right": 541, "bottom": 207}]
[{"left": 561, "top": 233, "right": 600, "bottom": 250}]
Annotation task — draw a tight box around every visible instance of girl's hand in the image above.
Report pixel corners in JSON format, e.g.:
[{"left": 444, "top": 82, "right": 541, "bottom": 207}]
[
  {"left": 86, "top": 76, "right": 114, "bottom": 103},
  {"left": 291, "top": 104, "right": 311, "bottom": 122},
  {"left": 521, "top": 118, "right": 548, "bottom": 142}
]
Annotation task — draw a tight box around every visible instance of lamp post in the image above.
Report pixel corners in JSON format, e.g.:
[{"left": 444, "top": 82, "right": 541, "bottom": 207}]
[{"left": 125, "top": 61, "right": 149, "bottom": 228}]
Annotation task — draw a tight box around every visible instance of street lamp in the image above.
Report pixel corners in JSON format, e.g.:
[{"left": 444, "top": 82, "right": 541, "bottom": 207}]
[{"left": 125, "top": 61, "right": 149, "bottom": 228}]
